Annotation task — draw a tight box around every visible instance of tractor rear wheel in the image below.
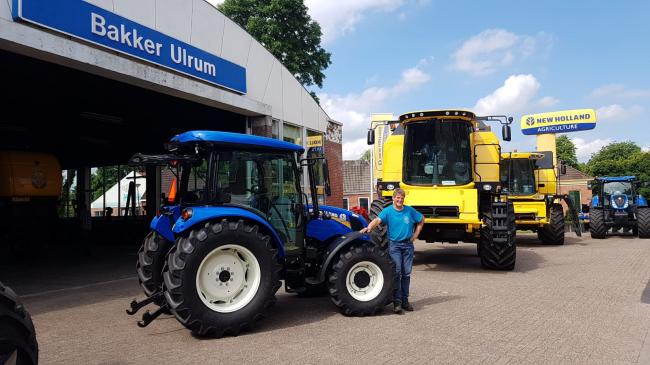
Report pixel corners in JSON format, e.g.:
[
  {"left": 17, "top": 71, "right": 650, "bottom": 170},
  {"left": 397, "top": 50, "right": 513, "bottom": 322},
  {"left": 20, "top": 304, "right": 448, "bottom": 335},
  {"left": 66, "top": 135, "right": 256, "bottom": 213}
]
[
  {"left": 369, "top": 199, "right": 391, "bottom": 248},
  {"left": 163, "top": 219, "right": 281, "bottom": 337},
  {"left": 538, "top": 204, "right": 565, "bottom": 245},
  {"left": 136, "top": 231, "right": 173, "bottom": 306},
  {"left": 479, "top": 201, "right": 516, "bottom": 270},
  {"left": 0, "top": 282, "right": 38, "bottom": 365},
  {"left": 637, "top": 207, "right": 650, "bottom": 238},
  {"left": 328, "top": 242, "right": 393, "bottom": 316},
  {"left": 590, "top": 208, "right": 607, "bottom": 239}
]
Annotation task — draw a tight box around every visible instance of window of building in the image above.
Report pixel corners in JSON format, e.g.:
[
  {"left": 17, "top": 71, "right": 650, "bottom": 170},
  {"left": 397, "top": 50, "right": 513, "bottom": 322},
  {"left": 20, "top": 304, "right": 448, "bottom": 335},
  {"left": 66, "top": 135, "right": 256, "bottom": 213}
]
[
  {"left": 272, "top": 119, "right": 280, "bottom": 140},
  {"left": 283, "top": 123, "right": 301, "bottom": 145},
  {"left": 359, "top": 197, "right": 369, "bottom": 211},
  {"left": 343, "top": 198, "right": 349, "bottom": 210}
]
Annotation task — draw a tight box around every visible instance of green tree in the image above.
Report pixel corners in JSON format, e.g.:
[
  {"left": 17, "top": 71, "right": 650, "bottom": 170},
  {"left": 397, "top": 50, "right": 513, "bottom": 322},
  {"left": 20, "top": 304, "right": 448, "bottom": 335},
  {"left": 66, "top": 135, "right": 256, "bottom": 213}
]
[
  {"left": 90, "top": 166, "right": 129, "bottom": 201},
  {"left": 586, "top": 141, "right": 641, "bottom": 176},
  {"left": 218, "top": 0, "right": 332, "bottom": 90},
  {"left": 360, "top": 149, "right": 371, "bottom": 162},
  {"left": 556, "top": 135, "right": 579, "bottom": 169},
  {"left": 586, "top": 142, "right": 650, "bottom": 199}
]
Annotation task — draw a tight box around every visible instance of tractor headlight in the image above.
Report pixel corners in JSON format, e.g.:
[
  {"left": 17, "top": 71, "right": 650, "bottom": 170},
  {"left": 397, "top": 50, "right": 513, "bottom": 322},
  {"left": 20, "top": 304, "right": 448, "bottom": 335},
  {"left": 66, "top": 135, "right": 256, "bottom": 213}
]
[
  {"left": 181, "top": 208, "right": 193, "bottom": 221},
  {"left": 483, "top": 184, "right": 492, "bottom": 191},
  {"left": 386, "top": 184, "right": 395, "bottom": 190}
]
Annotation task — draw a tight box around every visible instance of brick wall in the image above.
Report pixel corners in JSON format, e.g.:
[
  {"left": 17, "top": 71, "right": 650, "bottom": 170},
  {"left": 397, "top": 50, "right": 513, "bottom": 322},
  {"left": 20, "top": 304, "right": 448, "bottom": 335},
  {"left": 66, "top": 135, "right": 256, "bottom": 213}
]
[
  {"left": 343, "top": 193, "right": 372, "bottom": 210},
  {"left": 559, "top": 180, "right": 592, "bottom": 211},
  {"left": 325, "top": 139, "right": 343, "bottom": 208},
  {"left": 325, "top": 121, "right": 343, "bottom": 208}
]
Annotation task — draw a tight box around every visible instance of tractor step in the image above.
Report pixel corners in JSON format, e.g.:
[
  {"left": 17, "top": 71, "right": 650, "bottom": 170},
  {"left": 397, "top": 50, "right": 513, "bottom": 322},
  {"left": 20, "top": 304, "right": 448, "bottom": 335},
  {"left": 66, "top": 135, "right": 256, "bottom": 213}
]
[{"left": 137, "top": 304, "right": 169, "bottom": 328}]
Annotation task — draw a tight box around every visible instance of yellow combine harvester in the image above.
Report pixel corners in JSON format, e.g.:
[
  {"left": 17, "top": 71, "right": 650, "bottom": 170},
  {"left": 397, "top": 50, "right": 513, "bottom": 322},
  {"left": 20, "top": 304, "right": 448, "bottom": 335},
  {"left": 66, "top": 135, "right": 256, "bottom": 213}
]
[
  {"left": 501, "top": 149, "right": 582, "bottom": 244},
  {"left": 368, "top": 109, "right": 517, "bottom": 270}
]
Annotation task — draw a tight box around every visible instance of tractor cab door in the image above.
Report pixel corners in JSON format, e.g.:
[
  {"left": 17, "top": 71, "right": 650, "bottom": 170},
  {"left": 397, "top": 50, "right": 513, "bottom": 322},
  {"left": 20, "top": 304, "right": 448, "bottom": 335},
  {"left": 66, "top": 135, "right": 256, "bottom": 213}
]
[{"left": 215, "top": 150, "right": 305, "bottom": 254}]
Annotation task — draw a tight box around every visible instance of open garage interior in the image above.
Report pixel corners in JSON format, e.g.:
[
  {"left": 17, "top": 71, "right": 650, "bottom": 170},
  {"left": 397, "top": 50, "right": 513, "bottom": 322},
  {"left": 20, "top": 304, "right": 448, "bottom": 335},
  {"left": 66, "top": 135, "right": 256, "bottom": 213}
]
[
  {"left": 0, "top": 49, "right": 246, "bottom": 168},
  {"left": 0, "top": 48, "right": 247, "bottom": 262}
]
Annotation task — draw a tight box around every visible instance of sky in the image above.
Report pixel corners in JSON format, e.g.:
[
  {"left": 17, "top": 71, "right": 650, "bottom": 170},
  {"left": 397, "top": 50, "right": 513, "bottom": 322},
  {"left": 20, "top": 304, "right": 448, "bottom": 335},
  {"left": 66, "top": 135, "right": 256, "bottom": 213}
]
[{"left": 209, "top": 0, "right": 650, "bottom": 161}]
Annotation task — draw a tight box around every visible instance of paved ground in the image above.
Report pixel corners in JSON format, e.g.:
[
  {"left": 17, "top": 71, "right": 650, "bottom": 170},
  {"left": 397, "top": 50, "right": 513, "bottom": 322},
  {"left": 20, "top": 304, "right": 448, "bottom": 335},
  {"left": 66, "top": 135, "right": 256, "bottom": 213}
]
[{"left": 3, "top": 233, "right": 650, "bottom": 364}]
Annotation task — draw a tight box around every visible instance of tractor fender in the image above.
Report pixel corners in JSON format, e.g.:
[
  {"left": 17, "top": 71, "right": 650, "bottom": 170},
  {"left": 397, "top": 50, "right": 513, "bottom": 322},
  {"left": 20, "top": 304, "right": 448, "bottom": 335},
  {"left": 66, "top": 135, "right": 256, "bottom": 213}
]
[
  {"left": 316, "top": 231, "right": 373, "bottom": 283},
  {"left": 638, "top": 195, "right": 648, "bottom": 207},
  {"left": 171, "top": 206, "right": 286, "bottom": 258},
  {"left": 591, "top": 196, "right": 600, "bottom": 208},
  {"left": 150, "top": 214, "right": 175, "bottom": 242}
]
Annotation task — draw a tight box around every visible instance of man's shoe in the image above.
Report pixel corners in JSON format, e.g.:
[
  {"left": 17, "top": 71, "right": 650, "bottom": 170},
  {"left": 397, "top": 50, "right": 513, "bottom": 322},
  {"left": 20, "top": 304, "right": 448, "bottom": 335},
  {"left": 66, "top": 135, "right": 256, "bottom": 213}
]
[
  {"left": 393, "top": 301, "right": 404, "bottom": 315},
  {"left": 402, "top": 300, "right": 414, "bottom": 311}
]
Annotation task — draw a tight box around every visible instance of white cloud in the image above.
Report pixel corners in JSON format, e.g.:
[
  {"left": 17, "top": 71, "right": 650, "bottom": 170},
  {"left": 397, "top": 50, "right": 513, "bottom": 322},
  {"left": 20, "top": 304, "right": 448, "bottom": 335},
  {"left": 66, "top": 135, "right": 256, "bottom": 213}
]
[
  {"left": 589, "top": 84, "right": 650, "bottom": 99},
  {"left": 452, "top": 29, "right": 552, "bottom": 76},
  {"left": 537, "top": 96, "right": 559, "bottom": 107},
  {"left": 306, "top": 0, "right": 406, "bottom": 43},
  {"left": 473, "top": 74, "right": 541, "bottom": 115},
  {"left": 596, "top": 104, "right": 644, "bottom": 122},
  {"left": 643, "top": 145, "right": 650, "bottom": 153},
  {"left": 319, "top": 60, "right": 431, "bottom": 159},
  {"left": 572, "top": 137, "right": 613, "bottom": 163}
]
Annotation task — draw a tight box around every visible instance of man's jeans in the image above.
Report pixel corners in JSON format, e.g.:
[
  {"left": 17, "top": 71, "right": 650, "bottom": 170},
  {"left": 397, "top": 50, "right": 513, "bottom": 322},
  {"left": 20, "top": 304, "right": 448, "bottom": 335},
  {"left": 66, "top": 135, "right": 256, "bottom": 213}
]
[{"left": 388, "top": 240, "right": 414, "bottom": 302}]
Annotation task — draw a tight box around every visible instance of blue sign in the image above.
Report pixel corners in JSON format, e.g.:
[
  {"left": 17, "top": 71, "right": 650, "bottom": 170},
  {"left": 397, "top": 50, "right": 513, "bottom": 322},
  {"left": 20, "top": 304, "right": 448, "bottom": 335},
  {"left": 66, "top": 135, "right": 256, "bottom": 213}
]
[{"left": 13, "top": 0, "right": 247, "bottom": 94}]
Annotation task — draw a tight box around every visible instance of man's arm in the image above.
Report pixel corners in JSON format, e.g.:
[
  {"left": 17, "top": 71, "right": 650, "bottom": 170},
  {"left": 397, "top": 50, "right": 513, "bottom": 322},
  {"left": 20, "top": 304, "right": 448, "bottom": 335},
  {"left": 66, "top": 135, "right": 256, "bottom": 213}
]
[
  {"left": 360, "top": 217, "right": 382, "bottom": 233},
  {"left": 411, "top": 218, "right": 424, "bottom": 243}
]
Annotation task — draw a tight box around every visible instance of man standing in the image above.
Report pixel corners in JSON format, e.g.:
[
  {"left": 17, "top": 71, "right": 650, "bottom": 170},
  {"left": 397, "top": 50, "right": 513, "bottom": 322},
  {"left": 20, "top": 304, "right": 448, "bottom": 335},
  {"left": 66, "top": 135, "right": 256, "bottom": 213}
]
[{"left": 360, "top": 188, "right": 424, "bottom": 314}]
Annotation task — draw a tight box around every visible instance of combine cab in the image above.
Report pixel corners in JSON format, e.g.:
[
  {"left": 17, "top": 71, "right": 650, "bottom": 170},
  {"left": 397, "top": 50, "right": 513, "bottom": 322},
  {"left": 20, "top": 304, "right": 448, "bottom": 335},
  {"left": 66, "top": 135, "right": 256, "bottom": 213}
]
[
  {"left": 588, "top": 176, "right": 650, "bottom": 238},
  {"left": 368, "top": 110, "right": 517, "bottom": 270}
]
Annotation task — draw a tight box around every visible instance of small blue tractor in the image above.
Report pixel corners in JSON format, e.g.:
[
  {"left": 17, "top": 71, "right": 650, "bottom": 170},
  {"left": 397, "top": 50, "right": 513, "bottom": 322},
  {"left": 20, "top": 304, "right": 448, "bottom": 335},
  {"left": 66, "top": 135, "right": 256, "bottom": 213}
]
[
  {"left": 588, "top": 176, "right": 650, "bottom": 238},
  {"left": 126, "top": 131, "right": 393, "bottom": 337}
]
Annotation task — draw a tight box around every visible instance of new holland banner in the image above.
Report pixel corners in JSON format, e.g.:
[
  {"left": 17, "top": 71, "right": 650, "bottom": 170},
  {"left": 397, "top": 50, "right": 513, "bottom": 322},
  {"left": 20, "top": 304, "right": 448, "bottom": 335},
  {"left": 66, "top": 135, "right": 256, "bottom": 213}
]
[{"left": 520, "top": 109, "right": 597, "bottom": 135}]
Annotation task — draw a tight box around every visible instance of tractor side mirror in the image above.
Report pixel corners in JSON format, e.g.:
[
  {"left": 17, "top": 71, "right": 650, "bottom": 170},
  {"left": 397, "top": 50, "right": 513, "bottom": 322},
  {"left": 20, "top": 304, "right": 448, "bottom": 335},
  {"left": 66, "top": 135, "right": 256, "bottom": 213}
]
[
  {"left": 367, "top": 129, "right": 375, "bottom": 145},
  {"left": 560, "top": 163, "right": 567, "bottom": 175},
  {"left": 587, "top": 180, "right": 594, "bottom": 190},
  {"left": 502, "top": 124, "right": 511, "bottom": 141},
  {"left": 643, "top": 181, "right": 650, "bottom": 188}
]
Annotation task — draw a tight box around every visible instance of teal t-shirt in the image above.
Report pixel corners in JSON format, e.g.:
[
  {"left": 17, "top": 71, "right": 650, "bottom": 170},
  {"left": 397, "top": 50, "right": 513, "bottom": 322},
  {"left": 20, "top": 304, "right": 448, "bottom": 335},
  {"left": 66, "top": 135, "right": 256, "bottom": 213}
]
[{"left": 378, "top": 205, "right": 424, "bottom": 242}]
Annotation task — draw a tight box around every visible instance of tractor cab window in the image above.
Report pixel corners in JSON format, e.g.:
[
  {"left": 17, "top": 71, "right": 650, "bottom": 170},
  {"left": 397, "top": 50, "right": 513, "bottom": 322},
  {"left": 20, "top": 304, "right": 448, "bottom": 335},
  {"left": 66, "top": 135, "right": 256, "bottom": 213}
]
[
  {"left": 403, "top": 120, "right": 472, "bottom": 186},
  {"left": 603, "top": 182, "right": 632, "bottom": 198},
  {"left": 216, "top": 150, "right": 304, "bottom": 251},
  {"left": 501, "top": 158, "right": 536, "bottom": 195},
  {"left": 177, "top": 157, "right": 209, "bottom": 204}
]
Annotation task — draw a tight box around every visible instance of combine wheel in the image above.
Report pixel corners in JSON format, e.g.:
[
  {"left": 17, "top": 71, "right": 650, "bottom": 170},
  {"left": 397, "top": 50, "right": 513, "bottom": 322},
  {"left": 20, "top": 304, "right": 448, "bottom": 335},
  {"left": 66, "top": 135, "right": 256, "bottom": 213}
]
[
  {"left": 136, "top": 231, "right": 173, "bottom": 306},
  {"left": 369, "top": 200, "right": 391, "bottom": 247},
  {"left": 163, "top": 219, "right": 281, "bottom": 337},
  {"left": 589, "top": 208, "right": 607, "bottom": 239},
  {"left": 538, "top": 204, "right": 565, "bottom": 245},
  {"left": 328, "top": 242, "right": 393, "bottom": 316},
  {"left": 479, "top": 202, "right": 516, "bottom": 270},
  {"left": 637, "top": 207, "right": 650, "bottom": 238},
  {"left": 0, "top": 282, "right": 38, "bottom": 365}
]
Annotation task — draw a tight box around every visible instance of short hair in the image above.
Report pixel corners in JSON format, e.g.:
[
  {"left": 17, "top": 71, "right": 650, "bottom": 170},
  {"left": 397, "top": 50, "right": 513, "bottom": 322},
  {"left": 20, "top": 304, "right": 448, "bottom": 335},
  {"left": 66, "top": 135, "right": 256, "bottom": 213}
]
[{"left": 393, "top": 188, "right": 406, "bottom": 198}]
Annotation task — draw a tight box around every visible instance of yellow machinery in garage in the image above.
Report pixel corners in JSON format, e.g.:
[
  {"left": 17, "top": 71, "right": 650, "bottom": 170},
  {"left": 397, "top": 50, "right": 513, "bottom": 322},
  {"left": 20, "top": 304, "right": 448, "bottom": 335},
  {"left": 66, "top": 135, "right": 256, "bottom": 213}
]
[{"left": 368, "top": 109, "right": 517, "bottom": 270}]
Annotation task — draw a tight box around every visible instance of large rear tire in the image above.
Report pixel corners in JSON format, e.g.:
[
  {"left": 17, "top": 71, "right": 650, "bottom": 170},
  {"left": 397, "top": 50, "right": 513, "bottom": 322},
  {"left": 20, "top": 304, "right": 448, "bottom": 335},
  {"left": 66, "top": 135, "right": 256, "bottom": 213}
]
[
  {"left": 0, "top": 282, "right": 38, "bottom": 365},
  {"left": 136, "top": 231, "right": 173, "bottom": 306},
  {"left": 163, "top": 219, "right": 281, "bottom": 337},
  {"left": 369, "top": 199, "right": 391, "bottom": 248},
  {"left": 590, "top": 208, "right": 607, "bottom": 239},
  {"left": 479, "top": 202, "right": 516, "bottom": 270},
  {"left": 637, "top": 207, "right": 650, "bottom": 238},
  {"left": 328, "top": 242, "right": 393, "bottom": 316},
  {"left": 538, "top": 204, "right": 565, "bottom": 245}
]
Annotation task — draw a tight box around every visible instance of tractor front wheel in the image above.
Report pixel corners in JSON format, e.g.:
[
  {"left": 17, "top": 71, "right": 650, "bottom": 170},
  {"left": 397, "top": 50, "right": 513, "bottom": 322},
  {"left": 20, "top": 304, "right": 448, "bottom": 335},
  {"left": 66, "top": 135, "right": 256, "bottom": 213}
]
[
  {"left": 0, "top": 282, "right": 38, "bottom": 365},
  {"left": 538, "top": 204, "right": 565, "bottom": 245},
  {"left": 637, "top": 207, "right": 650, "bottom": 238},
  {"left": 590, "top": 208, "right": 607, "bottom": 239},
  {"left": 163, "top": 219, "right": 281, "bottom": 337},
  {"left": 328, "top": 242, "right": 393, "bottom": 316}
]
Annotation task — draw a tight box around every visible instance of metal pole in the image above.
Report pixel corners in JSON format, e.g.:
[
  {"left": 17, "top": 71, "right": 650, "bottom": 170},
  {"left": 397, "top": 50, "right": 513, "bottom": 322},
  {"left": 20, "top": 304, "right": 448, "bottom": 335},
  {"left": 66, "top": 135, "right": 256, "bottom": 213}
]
[{"left": 369, "top": 142, "right": 374, "bottom": 203}]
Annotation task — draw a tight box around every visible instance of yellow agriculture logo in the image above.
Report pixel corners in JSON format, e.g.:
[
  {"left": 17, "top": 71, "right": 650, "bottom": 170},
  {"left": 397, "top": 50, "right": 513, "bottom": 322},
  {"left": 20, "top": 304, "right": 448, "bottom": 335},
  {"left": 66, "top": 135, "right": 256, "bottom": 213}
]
[{"left": 520, "top": 108, "right": 597, "bottom": 135}]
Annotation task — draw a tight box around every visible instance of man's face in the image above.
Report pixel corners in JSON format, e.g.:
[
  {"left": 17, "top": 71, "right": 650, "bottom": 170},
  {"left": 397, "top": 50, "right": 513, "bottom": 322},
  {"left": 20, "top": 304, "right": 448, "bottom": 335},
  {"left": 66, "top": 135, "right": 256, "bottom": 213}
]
[{"left": 393, "top": 193, "right": 405, "bottom": 208}]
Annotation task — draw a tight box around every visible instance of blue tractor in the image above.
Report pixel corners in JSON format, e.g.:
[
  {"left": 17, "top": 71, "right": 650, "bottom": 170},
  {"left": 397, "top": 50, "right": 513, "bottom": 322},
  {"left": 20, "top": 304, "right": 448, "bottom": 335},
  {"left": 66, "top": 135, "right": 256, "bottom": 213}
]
[
  {"left": 588, "top": 176, "right": 650, "bottom": 238},
  {"left": 126, "top": 131, "right": 393, "bottom": 337}
]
